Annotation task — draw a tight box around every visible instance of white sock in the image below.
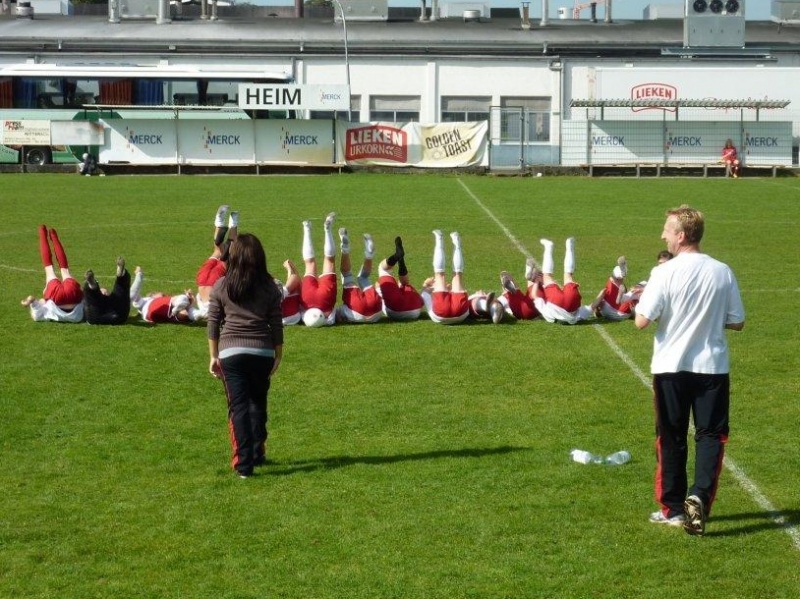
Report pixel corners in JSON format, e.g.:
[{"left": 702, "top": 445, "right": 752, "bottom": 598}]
[
  {"left": 432, "top": 230, "right": 445, "bottom": 273},
  {"left": 564, "top": 237, "right": 576, "bottom": 275},
  {"left": 324, "top": 223, "right": 335, "bottom": 259},
  {"left": 540, "top": 239, "right": 555, "bottom": 275},
  {"left": 130, "top": 270, "right": 144, "bottom": 303},
  {"left": 302, "top": 221, "right": 315, "bottom": 261},
  {"left": 451, "top": 232, "right": 464, "bottom": 273},
  {"left": 363, "top": 234, "right": 374, "bottom": 259}
]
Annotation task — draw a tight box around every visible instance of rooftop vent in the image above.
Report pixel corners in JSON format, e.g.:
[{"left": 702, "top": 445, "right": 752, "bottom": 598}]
[
  {"left": 16, "top": 1, "right": 34, "bottom": 17},
  {"left": 772, "top": 0, "right": 800, "bottom": 25},
  {"left": 439, "top": 2, "right": 489, "bottom": 19}
]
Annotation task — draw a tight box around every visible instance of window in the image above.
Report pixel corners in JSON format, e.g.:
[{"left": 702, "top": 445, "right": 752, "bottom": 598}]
[
  {"left": 369, "top": 96, "right": 420, "bottom": 122},
  {"left": 441, "top": 96, "right": 491, "bottom": 122},
  {"left": 500, "top": 97, "right": 551, "bottom": 142},
  {"left": 310, "top": 95, "right": 361, "bottom": 122}
]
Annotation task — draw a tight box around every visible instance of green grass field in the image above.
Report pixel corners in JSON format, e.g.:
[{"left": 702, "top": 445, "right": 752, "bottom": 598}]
[{"left": 1, "top": 173, "right": 799, "bottom": 598}]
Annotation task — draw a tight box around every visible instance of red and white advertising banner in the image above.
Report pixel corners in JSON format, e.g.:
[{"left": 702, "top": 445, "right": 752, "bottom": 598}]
[{"left": 336, "top": 121, "right": 487, "bottom": 167}]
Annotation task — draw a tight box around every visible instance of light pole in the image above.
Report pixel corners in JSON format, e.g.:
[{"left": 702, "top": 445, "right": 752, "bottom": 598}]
[{"left": 331, "top": 0, "right": 352, "bottom": 121}]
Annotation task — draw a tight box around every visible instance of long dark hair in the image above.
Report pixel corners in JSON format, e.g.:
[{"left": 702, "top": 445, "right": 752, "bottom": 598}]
[{"left": 224, "top": 233, "right": 274, "bottom": 303}]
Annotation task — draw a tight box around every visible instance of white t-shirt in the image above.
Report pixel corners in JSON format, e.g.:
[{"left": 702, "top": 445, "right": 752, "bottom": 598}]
[
  {"left": 29, "top": 299, "right": 84, "bottom": 323},
  {"left": 636, "top": 252, "right": 745, "bottom": 374}
]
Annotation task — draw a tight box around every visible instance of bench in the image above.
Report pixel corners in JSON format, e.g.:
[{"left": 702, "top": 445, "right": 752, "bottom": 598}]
[{"left": 584, "top": 163, "right": 788, "bottom": 178}]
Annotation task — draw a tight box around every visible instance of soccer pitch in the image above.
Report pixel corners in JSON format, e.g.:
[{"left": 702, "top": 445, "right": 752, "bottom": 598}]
[{"left": 1, "top": 173, "right": 799, "bottom": 598}]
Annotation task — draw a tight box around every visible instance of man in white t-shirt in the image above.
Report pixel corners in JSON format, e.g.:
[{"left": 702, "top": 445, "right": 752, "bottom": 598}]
[{"left": 635, "top": 205, "right": 745, "bottom": 537}]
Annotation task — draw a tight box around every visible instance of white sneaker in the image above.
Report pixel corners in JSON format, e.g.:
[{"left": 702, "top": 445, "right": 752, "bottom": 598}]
[
  {"left": 363, "top": 234, "right": 374, "bottom": 257},
  {"left": 324, "top": 212, "right": 336, "bottom": 229},
  {"left": 228, "top": 210, "right": 240, "bottom": 229},
  {"left": 614, "top": 255, "right": 627, "bottom": 279},
  {"left": 450, "top": 231, "right": 461, "bottom": 245},
  {"left": 490, "top": 300, "right": 504, "bottom": 324},
  {"left": 215, "top": 205, "right": 230, "bottom": 227},
  {"left": 525, "top": 258, "right": 539, "bottom": 282},
  {"left": 338, "top": 227, "right": 350, "bottom": 253},
  {"left": 649, "top": 510, "right": 686, "bottom": 527},
  {"left": 500, "top": 271, "right": 517, "bottom": 293}
]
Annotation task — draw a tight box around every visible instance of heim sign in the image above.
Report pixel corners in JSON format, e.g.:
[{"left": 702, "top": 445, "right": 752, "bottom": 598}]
[{"left": 238, "top": 84, "right": 350, "bottom": 111}]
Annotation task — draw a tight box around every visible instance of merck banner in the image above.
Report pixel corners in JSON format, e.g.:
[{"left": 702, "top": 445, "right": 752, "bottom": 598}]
[{"left": 337, "top": 121, "right": 488, "bottom": 167}]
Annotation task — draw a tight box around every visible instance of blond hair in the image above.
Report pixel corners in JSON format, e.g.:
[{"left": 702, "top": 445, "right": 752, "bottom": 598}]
[{"left": 666, "top": 205, "right": 705, "bottom": 244}]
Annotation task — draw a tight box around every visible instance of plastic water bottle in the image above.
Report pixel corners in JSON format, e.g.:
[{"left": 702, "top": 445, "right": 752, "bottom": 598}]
[
  {"left": 570, "top": 449, "right": 604, "bottom": 465},
  {"left": 604, "top": 450, "right": 631, "bottom": 465}
]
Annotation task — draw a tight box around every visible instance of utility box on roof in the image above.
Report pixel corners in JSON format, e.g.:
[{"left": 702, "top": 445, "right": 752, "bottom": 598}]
[
  {"left": 335, "top": 0, "right": 388, "bottom": 21},
  {"left": 684, "top": 0, "right": 746, "bottom": 48}
]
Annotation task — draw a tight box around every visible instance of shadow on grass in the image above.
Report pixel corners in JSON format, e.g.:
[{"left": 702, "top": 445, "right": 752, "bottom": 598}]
[
  {"left": 267, "top": 445, "right": 531, "bottom": 476},
  {"left": 706, "top": 508, "right": 800, "bottom": 539}
]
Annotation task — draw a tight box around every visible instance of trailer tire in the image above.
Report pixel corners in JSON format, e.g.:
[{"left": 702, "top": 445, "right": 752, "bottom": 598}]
[{"left": 25, "top": 147, "right": 52, "bottom": 165}]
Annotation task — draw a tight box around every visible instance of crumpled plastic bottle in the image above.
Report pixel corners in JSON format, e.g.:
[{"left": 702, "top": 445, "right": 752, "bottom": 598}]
[
  {"left": 570, "top": 449, "right": 631, "bottom": 465},
  {"left": 605, "top": 450, "right": 631, "bottom": 465},
  {"left": 570, "top": 449, "right": 604, "bottom": 464}
]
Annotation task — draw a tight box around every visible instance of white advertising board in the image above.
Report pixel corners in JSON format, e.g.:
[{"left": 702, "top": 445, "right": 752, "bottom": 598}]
[
  {"left": 1, "top": 120, "right": 50, "bottom": 145},
  {"left": 239, "top": 84, "right": 351, "bottom": 111},
  {"left": 51, "top": 121, "right": 105, "bottom": 146},
  {"left": 177, "top": 121, "right": 255, "bottom": 164},
  {"left": 254, "top": 120, "right": 334, "bottom": 164},
  {"left": 98, "top": 119, "right": 335, "bottom": 165},
  {"left": 563, "top": 120, "right": 792, "bottom": 166},
  {"left": 100, "top": 120, "right": 179, "bottom": 164}
]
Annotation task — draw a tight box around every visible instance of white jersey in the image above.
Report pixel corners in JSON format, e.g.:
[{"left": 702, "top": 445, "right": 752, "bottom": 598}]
[
  {"left": 195, "top": 295, "right": 210, "bottom": 320},
  {"left": 598, "top": 302, "right": 632, "bottom": 321},
  {"left": 533, "top": 297, "right": 593, "bottom": 325},
  {"left": 636, "top": 252, "right": 745, "bottom": 374},
  {"left": 29, "top": 299, "right": 84, "bottom": 323}
]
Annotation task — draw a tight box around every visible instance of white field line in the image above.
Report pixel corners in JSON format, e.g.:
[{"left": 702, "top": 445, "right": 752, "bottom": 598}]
[
  {"left": 0, "top": 264, "right": 192, "bottom": 286},
  {"left": 457, "top": 176, "right": 800, "bottom": 551}
]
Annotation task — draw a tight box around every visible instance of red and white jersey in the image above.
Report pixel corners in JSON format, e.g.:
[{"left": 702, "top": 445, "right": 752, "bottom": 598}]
[
  {"left": 339, "top": 286, "right": 383, "bottom": 323},
  {"left": 140, "top": 295, "right": 189, "bottom": 324},
  {"left": 421, "top": 288, "right": 469, "bottom": 324},
  {"left": 378, "top": 275, "right": 423, "bottom": 321},
  {"left": 300, "top": 273, "right": 337, "bottom": 314}
]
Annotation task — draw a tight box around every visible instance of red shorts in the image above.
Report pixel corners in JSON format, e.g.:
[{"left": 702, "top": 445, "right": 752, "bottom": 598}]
[
  {"left": 301, "top": 273, "right": 337, "bottom": 312},
  {"left": 196, "top": 258, "right": 226, "bottom": 287},
  {"left": 343, "top": 286, "right": 383, "bottom": 318},
  {"left": 543, "top": 282, "right": 582, "bottom": 313},
  {"left": 503, "top": 290, "right": 541, "bottom": 320},
  {"left": 43, "top": 278, "right": 83, "bottom": 306},
  {"left": 431, "top": 290, "right": 469, "bottom": 319},
  {"left": 282, "top": 293, "right": 301, "bottom": 320},
  {"left": 602, "top": 280, "right": 624, "bottom": 311},
  {"left": 379, "top": 275, "right": 424, "bottom": 312}
]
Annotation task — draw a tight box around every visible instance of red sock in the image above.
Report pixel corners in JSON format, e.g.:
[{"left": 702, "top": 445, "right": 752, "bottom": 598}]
[
  {"left": 38, "top": 225, "right": 53, "bottom": 267},
  {"left": 49, "top": 228, "right": 69, "bottom": 269}
]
